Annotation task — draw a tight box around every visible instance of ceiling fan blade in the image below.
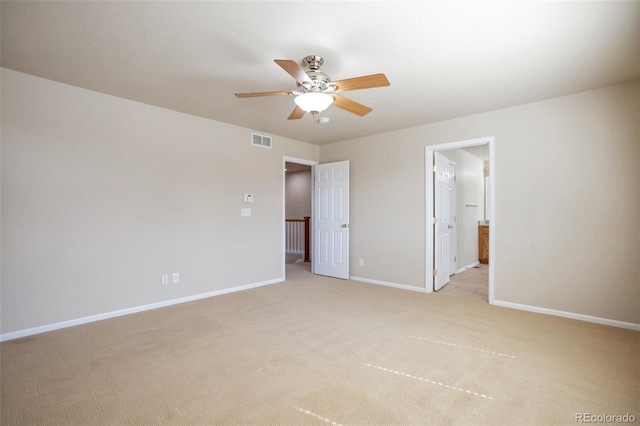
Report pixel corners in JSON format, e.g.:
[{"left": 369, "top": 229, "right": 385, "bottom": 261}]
[
  {"left": 274, "top": 59, "right": 311, "bottom": 83},
  {"left": 332, "top": 94, "right": 373, "bottom": 117},
  {"left": 235, "top": 90, "right": 291, "bottom": 98},
  {"left": 332, "top": 73, "right": 390, "bottom": 92},
  {"left": 288, "top": 105, "right": 305, "bottom": 120}
]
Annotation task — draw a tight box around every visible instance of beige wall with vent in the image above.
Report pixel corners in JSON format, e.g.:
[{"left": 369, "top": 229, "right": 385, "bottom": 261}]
[
  {"left": 321, "top": 80, "right": 640, "bottom": 325},
  {"left": 2, "top": 68, "right": 638, "bottom": 336},
  {"left": 1, "top": 68, "right": 319, "bottom": 335}
]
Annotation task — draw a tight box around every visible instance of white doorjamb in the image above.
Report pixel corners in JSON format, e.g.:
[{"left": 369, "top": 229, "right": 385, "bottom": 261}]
[
  {"left": 425, "top": 137, "right": 495, "bottom": 304},
  {"left": 283, "top": 156, "right": 318, "bottom": 278}
]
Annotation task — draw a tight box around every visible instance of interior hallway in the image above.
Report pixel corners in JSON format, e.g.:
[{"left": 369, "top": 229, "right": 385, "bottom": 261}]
[{"left": 437, "top": 264, "right": 489, "bottom": 302}]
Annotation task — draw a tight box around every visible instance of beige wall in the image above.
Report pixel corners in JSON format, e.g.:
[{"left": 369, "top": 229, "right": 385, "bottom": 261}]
[
  {"left": 285, "top": 170, "right": 311, "bottom": 219},
  {"left": 321, "top": 80, "right": 640, "bottom": 324},
  {"left": 2, "top": 68, "right": 638, "bottom": 334},
  {"left": 439, "top": 148, "right": 485, "bottom": 269},
  {"left": 1, "top": 69, "right": 319, "bottom": 334}
]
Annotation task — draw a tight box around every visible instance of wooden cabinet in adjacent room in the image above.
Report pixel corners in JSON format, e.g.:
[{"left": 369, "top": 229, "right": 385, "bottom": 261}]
[{"left": 478, "top": 223, "right": 489, "bottom": 264}]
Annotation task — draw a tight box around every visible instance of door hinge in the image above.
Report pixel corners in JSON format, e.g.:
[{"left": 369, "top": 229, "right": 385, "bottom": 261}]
[
  {"left": 432, "top": 269, "right": 437, "bottom": 276},
  {"left": 433, "top": 165, "right": 437, "bottom": 172},
  {"left": 432, "top": 217, "right": 437, "bottom": 224},
  {"left": 454, "top": 257, "right": 457, "bottom": 262}
]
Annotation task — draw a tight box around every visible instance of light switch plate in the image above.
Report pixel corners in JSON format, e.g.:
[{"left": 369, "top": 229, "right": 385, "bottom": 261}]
[{"left": 241, "top": 208, "right": 251, "bottom": 217}]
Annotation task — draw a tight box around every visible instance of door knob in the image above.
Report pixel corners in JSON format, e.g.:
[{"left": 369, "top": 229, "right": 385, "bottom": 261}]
[{"left": 341, "top": 224, "right": 349, "bottom": 228}]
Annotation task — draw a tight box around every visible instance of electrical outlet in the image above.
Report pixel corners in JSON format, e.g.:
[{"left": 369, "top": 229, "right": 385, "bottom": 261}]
[
  {"left": 161, "top": 274, "right": 169, "bottom": 285},
  {"left": 172, "top": 272, "right": 180, "bottom": 284},
  {"left": 359, "top": 258, "right": 364, "bottom": 266}
]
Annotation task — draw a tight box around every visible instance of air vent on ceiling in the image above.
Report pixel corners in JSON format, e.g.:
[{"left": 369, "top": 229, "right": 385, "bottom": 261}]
[{"left": 251, "top": 133, "right": 272, "bottom": 148}]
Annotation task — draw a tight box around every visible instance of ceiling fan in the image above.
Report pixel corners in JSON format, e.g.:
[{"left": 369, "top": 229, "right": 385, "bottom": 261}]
[{"left": 234, "top": 55, "right": 390, "bottom": 120}]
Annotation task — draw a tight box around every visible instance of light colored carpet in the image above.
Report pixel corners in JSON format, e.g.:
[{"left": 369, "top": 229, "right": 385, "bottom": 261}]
[{"left": 2, "top": 263, "right": 638, "bottom": 425}]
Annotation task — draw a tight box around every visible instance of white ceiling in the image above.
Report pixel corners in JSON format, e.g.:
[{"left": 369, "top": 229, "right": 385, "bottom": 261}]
[{"left": 2, "top": 1, "right": 638, "bottom": 146}]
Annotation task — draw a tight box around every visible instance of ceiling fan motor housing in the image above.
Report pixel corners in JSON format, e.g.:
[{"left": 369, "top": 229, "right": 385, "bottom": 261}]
[
  {"left": 298, "top": 71, "right": 336, "bottom": 94},
  {"left": 303, "top": 55, "right": 324, "bottom": 71}
]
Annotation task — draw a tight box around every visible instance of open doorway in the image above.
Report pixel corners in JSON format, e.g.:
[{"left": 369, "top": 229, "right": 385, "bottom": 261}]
[
  {"left": 285, "top": 161, "right": 311, "bottom": 264},
  {"left": 425, "top": 137, "right": 495, "bottom": 303},
  {"left": 283, "top": 156, "right": 317, "bottom": 278}
]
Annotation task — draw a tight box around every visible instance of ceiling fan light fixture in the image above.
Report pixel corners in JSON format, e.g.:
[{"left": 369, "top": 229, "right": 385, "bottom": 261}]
[
  {"left": 235, "top": 56, "right": 389, "bottom": 120},
  {"left": 294, "top": 92, "right": 333, "bottom": 115}
]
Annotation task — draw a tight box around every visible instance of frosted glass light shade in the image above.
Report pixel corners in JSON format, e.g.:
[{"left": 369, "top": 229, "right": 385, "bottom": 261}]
[{"left": 294, "top": 92, "right": 334, "bottom": 114}]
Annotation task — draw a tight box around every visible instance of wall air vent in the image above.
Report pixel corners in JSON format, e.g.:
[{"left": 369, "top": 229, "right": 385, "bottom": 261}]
[{"left": 251, "top": 133, "right": 272, "bottom": 148}]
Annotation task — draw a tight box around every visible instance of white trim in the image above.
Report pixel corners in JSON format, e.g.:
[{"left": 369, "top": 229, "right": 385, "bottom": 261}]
[
  {"left": 283, "top": 156, "right": 318, "bottom": 167},
  {"left": 450, "top": 159, "right": 458, "bottom": 276},
  {"left": 425, "top": 136, "right": 495, "bottom": 304},
  {"left": 350, "top": 276, "right": 426, "bottom": 293},
  {"left": 455, "top": 261, "right": 480, "bottom": 274},
  {"left": 0, "top": 277, "right": 284, "bottom": 342},
  {"left": 282, "top": 156, "right": 319, "bottom": 278},
  {"left": 487, "top": 140, "right": 496, "bottom": 304},
  {"left": 493, "top": 300, "right": 640, "bottom": 331}
]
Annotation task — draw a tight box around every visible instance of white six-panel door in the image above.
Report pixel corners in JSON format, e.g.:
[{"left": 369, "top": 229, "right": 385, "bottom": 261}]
[
  {"left": 313, "top": 161, "right": 349, "bottom": 279},
  {"left": 434, "top": 152, "right": 454, "bottom": 290}
]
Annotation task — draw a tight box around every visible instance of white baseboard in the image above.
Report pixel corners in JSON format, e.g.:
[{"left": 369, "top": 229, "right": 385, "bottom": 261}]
[
  {"left": 455, "top": 261, "right": 480, "bottom": 274},
  {"left": 492, "top": 300, "right": 640, "bottom": 331},
  {"left": 0, "top": 277, "right": 284, "bottom": 342},
  {"left": 350, "top": 276, "right": 426, "bottom": 293}
]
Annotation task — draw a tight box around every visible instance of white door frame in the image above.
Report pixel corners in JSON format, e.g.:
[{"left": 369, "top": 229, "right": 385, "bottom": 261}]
[
  {"left": 283, "top": 156, "right": 318, "bottom": 278},
  {"left": 425, "top": 137, "right": 495, "bottom": 303},
  {"left": 447, "top": 159, "right": 457, "bottom": 278}
]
